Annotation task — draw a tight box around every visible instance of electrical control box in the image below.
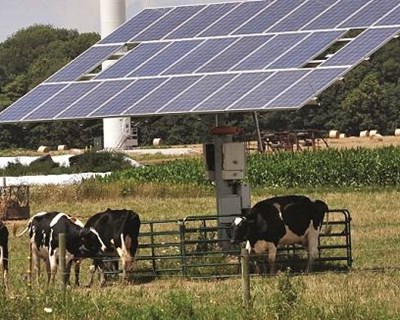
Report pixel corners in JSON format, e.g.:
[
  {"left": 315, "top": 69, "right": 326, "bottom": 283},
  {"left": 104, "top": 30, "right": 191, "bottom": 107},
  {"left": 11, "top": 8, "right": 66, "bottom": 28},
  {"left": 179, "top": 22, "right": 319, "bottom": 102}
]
[
  {"left": 222, "top": 142, "right": 246, "bottom": 180},
  {"left": 218, "top": 195, "right": 242, "bottom": 223}
]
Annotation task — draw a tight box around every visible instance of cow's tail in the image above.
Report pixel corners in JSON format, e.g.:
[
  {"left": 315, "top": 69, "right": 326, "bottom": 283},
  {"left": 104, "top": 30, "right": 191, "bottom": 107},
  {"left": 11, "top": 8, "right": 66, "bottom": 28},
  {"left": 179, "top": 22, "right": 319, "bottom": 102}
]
[
  {"left": 15, "top": 226, "right": 29, "bottom": 237},
  {"left": 324, "top": 211, "right": 332, "bottom": 235}
]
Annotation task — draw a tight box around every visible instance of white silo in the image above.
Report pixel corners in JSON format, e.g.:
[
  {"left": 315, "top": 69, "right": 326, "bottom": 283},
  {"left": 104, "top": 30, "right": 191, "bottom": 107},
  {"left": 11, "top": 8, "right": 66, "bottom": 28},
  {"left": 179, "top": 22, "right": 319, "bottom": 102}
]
[{"left": 100, "top": 0, "right": 132, "bottom": 150}]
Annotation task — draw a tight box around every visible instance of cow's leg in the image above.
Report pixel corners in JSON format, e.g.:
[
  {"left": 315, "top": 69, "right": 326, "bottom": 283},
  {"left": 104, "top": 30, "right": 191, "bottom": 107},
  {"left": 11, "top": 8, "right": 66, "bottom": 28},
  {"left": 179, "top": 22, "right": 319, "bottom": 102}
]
[
  {"left": 74, "top": 260, "right": 81, "bottom": 286},
  {"left": 31, "top": 250, "right": 41, "bottom": 286},
  {"left": 267, "top": 244, "right": 277, "bottom": 275},
  {"left": 305, "top": 227, "right": 320, "bottom": 273},
  {"left": 49, "top": 252, "right": 58, "bottom": 285}
]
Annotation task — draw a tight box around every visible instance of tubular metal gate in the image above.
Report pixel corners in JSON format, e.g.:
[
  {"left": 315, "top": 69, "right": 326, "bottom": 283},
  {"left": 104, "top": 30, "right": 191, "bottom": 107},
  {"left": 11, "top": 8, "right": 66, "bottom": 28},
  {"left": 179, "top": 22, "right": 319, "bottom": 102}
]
[{"left": 133, "top": 209, "right": 352, "bottom": 279}]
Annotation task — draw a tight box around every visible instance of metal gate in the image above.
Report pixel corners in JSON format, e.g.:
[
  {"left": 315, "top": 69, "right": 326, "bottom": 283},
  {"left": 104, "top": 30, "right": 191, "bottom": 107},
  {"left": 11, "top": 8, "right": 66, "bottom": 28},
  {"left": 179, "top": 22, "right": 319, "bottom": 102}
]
[{"left": 134, "top": 209, "right": 352, "bottom": 279}]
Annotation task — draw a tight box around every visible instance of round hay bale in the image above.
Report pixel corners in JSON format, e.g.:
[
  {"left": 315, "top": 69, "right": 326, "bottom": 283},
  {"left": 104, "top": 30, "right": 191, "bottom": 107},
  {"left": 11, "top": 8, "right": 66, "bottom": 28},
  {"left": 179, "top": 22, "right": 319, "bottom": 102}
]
[
  {"left": 359, "top": 130, "right": 369, "bottom": 137},
  {"left": 152, "top": 138, "right": 163, "bottom": 146},
  {"left": 328, "top": 130, "right": 339, "bottom": 139},
  {"left": 394, "top": 129, "right": 400, "bottom": 136},
  {"left": 57, "top": 145, "right": 69, "bottom": 151},
  {"left": 370, "top": 133, "right": 383, "bottom": 141},
  {"left": 369, "top": 130, "right": 378, "bottom": 137},
  {"left": 339, "top": 133, "right": 346, "bottom": 139},
  {"left": 37, "top": 146, "right": 50, "bottom": 153}
]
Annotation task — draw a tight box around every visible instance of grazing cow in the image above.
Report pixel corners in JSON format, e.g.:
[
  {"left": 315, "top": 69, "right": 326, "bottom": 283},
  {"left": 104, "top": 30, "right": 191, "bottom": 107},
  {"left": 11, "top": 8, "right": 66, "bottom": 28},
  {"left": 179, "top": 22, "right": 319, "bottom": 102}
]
[
  {"left": 84, "top": 208, "right": 141, "bottom": 286},
  {"left": 230, "top": 195, "right": 328, "bottom": 274},
  {"left": 0, "top": 220, "right": 9, "bottom": 289},
  {"left": 17, "top": 211, "right": 105, "bottom": 285}
]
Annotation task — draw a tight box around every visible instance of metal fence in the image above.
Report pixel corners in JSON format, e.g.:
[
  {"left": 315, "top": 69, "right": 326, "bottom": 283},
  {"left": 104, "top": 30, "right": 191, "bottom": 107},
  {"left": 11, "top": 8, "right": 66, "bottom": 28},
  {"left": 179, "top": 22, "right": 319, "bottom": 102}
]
[{"left": 133, "top": 209, "right": 352, "bottom": 279}]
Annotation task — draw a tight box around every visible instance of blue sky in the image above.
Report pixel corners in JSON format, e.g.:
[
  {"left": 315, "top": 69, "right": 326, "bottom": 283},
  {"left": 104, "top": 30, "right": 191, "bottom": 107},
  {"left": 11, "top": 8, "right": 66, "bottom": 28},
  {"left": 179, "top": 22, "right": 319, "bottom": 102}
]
[{"left": 0, "top": 0, "right": 234, "bottom": 42}]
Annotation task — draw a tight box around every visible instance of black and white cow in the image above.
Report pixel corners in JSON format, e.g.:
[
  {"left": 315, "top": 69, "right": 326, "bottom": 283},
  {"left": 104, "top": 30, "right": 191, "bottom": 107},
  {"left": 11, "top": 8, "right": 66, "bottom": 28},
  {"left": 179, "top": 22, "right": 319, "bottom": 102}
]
[
  {"left": 17, "top": 211, "right": 105, "bottom": 285},
  {"left": 84, "top": 208, "right": 141, "bottom": 286},
  {"left": 0, "top": 220, "right": 9, "bottom": 289},
  {"left": 230, "top": 195, "right": 328, "bottom": 274}
]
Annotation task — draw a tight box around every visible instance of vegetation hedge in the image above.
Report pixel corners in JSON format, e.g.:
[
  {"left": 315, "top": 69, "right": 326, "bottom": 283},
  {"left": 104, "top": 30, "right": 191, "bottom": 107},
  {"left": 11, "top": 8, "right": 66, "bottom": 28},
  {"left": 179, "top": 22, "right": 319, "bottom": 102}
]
[{"left": 105, "top": 146, "right": 400, "bottom": 188}]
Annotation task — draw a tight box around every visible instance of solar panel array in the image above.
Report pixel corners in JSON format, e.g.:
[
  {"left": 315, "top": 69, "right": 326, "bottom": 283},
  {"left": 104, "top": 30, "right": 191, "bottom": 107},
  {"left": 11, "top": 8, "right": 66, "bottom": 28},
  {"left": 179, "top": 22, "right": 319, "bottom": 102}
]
[{"left": 1, "top": 0, "right": 399, "bottom": 123}]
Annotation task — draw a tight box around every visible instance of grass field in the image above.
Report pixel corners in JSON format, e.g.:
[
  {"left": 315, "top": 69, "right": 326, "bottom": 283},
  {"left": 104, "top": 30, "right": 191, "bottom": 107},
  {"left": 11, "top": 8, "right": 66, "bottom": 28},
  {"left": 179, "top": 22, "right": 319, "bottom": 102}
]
[{"left": 2, "top": 185, "right": 400, "bottom": 319}]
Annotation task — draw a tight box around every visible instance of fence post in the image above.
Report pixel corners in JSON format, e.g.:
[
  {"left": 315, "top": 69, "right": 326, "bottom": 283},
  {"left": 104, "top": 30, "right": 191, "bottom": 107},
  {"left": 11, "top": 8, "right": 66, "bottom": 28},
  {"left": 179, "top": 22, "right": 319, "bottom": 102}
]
[
  {"left": 241, "top": 248, "right": 251, "bottom": 308},
  {"left": 58, "top": 233, "right": 66, "bottom": 291}
]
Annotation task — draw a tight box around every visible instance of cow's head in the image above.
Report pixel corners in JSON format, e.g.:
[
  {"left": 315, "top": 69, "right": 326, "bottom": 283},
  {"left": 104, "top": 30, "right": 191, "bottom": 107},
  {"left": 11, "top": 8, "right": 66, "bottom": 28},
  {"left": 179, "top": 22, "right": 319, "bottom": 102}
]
[
  {"left": 230, "top": 217, "right": 252, "bottom": 244},
  {"left": 79, "top": 228, "right": 107, "bottom": 257}
]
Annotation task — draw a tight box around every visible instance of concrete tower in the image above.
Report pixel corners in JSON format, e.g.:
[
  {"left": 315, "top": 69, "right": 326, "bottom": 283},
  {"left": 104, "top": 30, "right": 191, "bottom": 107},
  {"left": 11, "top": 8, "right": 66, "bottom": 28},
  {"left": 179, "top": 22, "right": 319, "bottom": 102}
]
[{"left": 100, "top": 0, "right": 132, "bottom": 150}]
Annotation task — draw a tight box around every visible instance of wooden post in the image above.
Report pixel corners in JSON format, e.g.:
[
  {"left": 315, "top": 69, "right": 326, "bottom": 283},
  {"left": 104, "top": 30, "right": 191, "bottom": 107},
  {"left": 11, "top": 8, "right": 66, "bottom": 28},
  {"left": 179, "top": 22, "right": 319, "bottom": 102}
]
[
  {"left": 241, "top": 248, "right": 251, "bottom": 308},
  {"left": 58, "top": 233, "right": 66, "bottom": 291}
]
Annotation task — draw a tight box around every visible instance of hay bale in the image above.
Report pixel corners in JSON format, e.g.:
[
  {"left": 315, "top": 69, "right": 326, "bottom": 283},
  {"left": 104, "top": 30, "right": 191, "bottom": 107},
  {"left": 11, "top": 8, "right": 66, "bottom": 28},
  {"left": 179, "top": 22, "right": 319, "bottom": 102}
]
[
  {"left": 37, "top": 145, "right": 50, "bottom": 153},
  {"left": 152, "top": 138, "right": 163, "bottom": 146},
  {"left": 395, "top": 129, "right": 400, "bottom": 136},
  {"left": 57, "top": 145, "right": 69, "bottom": 151},
  {"left": 339, "top": 133, "right": 346, "bottom": 139},
  {"left": 359, "top": 130, "right": 369, "bottom": 137},
  {"left": 370, "top": 133, "right": 383, "bottom": 141},
  {"left": 369, "top": 130, "right": 379, "bottom": 137},
  {"left": 328, "top": 130, "right": 339, "bottom": 139}
]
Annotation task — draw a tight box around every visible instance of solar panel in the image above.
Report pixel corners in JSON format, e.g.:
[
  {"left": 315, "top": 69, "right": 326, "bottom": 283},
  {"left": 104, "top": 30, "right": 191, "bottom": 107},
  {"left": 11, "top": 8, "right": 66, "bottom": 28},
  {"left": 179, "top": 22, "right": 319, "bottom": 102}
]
[
  {"left": 45, "top": 45, "right": 123, "bottom": 83},
  {"left": 267, "top": 68, "right": 348, "bottom": 109},
  {"left": 165, "top": 2, "right": 239, "bottom": 39},
  {"left": 375, "top": 5, "right": 400, "bottom": 26},
  {"left": 159, "top": 74, "right": 238, "bottom": 114},
  {"left": 339, "top": 0, "right": 400, "bottom": 28},
  {"left": 228, "top": 70, "right": 310, "bottom": 111},
  {"left": 130, "top": 5, "right": 205, "bottom": 42},
  {"left": 127, "top": 39, "right": 203, "bottom": 77},
  {"left": 322, "top": 27, "right": 400, "bottom": 66},
  {"left": 90, "top": 78, "right": 168, "bottom": 117},
  {"left": 198, "top": 1, "right": 272, "bottom": 37},
  {"left": 266, "top": 0, "right": 337, "bottom": 33},
  {"left": 124, "top": 76, "right": 202, "bottom": 115},
  {"left": 99, "top": 8, "right": 172, "bottom": 44},
  {"left": 232, "top": 33, "right": 309, "bottom": 71},
  {"left": 302, "top": 0, "right": 372, "bottom": 31},
  {"left": 0, "top": 84, "right": 66, "bottom": 121},
  {"left": 162, "top": 37, "right": 238, "bottom": 75},
  {"left": 57, "top": 80, "right": 135, "bottom": 119},
  {"left": 268, "top": 30, "right": 347, "bottom": 69},
  {"left": 233, "top": 0, "right": 306, "bottom": 35},
  {"left": 197, "top": 35, "right": 272, "bottom": 73},
  {"left": 194, "top": 72, "right": 275, "bottom": 112},
  {"left": 23, "top": 82, "right": 100, "bottom": 120},
  {"left": 94, "top": 42, "right": 169, "bottom": 80},
  {"left": 1, "top": 0, "right": 399, "bottom": 124}
]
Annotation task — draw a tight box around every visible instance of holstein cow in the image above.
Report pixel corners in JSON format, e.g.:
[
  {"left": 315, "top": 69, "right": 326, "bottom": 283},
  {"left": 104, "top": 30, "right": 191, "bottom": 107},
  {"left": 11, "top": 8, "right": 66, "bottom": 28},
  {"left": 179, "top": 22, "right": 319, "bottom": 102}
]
[
  {"left": 84, "top": 208, "right": 141, "bottom": 286},
  {"left": 230, "top": 195, "right": 328, "bottom": 274},
  {"left": 17, "top": 211, "right": 105, "bottom": 285},
  {"left": 0, "top": 220, "right": 9, "bottom": 289}
]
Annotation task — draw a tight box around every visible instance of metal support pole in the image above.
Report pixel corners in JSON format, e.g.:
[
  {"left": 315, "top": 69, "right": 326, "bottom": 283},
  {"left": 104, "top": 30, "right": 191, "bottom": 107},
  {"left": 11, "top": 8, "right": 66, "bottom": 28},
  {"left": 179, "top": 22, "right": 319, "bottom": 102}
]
[
  {"left": 58, "top": 233, "right": 66, "bottom": 291},
  {"left": 241, "top": 248, "right": 251, "bottom": 308},
  {"left": 253, "top": 112, "right": 264, "bottom": 153}
]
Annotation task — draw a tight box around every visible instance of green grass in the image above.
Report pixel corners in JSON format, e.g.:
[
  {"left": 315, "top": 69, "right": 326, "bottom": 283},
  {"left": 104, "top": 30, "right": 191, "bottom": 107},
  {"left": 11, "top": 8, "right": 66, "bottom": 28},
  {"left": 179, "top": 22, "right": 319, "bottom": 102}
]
[{"left": 2, "top": 187, "right": 400, "bottom": 319}]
